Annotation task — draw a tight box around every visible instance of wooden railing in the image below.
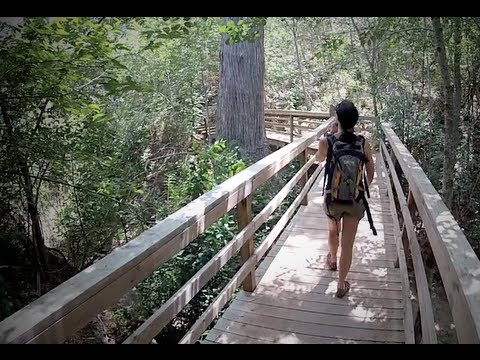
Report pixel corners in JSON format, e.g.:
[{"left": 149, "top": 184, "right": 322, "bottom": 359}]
[
  {"left": 3, "top": 110, "right": 479, "bottom": 344},
  {"left": 378, "top": 122, "right": 480, "bottom": 344},
  {"left": 264, "top": 109, "right": 330, "bottom": 142},
  {"left": 264, "top": 108, "right": 378, "bottom": 143},
  {"left": 196, "top": 108, "right": 378, "bottom": 143},
  {"left": 0, "top": 114, "right": 334, "bottom": 344}
]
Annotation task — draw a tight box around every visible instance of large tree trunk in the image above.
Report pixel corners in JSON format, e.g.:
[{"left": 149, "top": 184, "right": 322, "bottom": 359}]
[
  {"left": 432, "top": 17, "right": 456, "bottom": 209},
  {"left": 217, "top": 17, "right": 270, "bottom": 160}
]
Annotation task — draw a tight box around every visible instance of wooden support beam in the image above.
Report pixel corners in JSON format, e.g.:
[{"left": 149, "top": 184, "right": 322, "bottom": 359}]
[
  {"left": 298, "top": 150, "right": 308, "bottom": 206},
  {"left": 289, "top": 115, "right": 294, "bottom": 143},
  {"left": 237, "top": 195, "right": 256, "bottom": 292}
]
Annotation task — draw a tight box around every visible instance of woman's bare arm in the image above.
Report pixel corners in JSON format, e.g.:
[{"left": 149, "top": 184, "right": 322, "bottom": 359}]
[
  {"left": 364, "top": 139, "right": 375, "bottom": 185},
  {"left": 316, "top": 136, "right": 328, "bottom": 163}
]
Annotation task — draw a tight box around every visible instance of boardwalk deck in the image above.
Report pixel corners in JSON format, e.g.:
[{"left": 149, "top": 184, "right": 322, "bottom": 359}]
[
  {"left": 203, "top": 154, "right": 407, "bottom": 344},
  {"left": 266, "top": 130, "right": 319, "bottom": 155}
]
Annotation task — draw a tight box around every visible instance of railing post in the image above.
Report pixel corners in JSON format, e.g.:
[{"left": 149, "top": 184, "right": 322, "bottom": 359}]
[
  {"left": 289, "top": 115, "right": 294, "bottom": 143},
  {"left": 401, "top": 190, "right": 416, "bottom": 253},
  {"left": 237, "top": 194, "right": 256, "bottom": 292},
  {"left": 298, "top": 150, "right": 308, "bottom": 205}
]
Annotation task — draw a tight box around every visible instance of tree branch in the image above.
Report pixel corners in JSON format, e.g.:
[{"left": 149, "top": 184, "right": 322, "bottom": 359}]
[
  {"left": 3, "top": 171, "right": 121, "bottom": 202},
  {"left": 74, "top": 71, "right": 108, "bottom": 91}
]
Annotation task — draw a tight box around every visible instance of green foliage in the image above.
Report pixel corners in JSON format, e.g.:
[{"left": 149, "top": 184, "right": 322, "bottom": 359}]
[
  {"left": 219, "top": 17, "right": 267, "bottom": 45},
  {"left": 0, "top": 17, "right": 130, "bottom": 272},
  {"left": 112, "top": 141, "right": 246, "bottom": 341},
  {"left": 161, "top": 140, "right": 246, "bottom": 214},
  {"left": 139, "top": 17, "right": 197, "bottom": 51}
]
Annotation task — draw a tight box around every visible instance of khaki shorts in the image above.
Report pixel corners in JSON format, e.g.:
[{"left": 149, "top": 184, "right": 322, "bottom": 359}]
[{"left": 323, "top": 200, "right": 365, "bottom": 222}]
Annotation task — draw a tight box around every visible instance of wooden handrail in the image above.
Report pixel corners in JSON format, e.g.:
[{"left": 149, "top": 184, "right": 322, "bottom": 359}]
[
  {"left": 264, "top": 109, "right": 376, "bottom": 145},
  {"left": 0, "top": 114, "right": 333, "bottom": 344},
  {"left": 376, "top": 149, "right": 415, "bottom": 343},
  {"left": 180, "top": 155, "right": 325, "bottom": 344},
  {"left": 380, "top": 122, "right": 480, "bottom": 344},
  {"left": 265, "top": 109, "right": 331, "bottom": 119},
  {"left": 379, "top": 141, "right": 436, "bottom": 343}
]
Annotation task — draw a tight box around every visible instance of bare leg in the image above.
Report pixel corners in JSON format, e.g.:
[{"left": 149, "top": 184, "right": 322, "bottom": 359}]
[
  {"left": 328, "top": 218, "right": 340, "bottom": 262},
  {"left": 338, "top": 215, "right": 360, "bottom": 289}
]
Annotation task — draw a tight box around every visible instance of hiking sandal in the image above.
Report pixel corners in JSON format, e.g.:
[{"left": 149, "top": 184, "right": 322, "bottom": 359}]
[
  {"left": 326, "top": 253, "right": 337, "bottom": 271},
  {"left": 336, "top": 281, "right": 350, "bottom": 298}
]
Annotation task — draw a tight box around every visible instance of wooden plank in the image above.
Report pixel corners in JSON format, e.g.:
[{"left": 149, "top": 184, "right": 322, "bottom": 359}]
[
  {"left": 206, "top": 328, "right": 275, "bottom": 344},
  {"left": 289, "top": 115, "right": 294, "bottom": 143},
  {"left": 200, "top": 339, "right": 219, "bottom": 344},
  {"left": 179, "top": 255, "right": 257, "bottom": 344},
  {"left": 265, "top": 116, "right": 323, "bottom": 126},
  {"left": 254, "top": 160, "right": 324, "bottom": 261},
  {"left": 260, "top": 264, "right": 401, "bottom": 284},
  {"left": 298, "top": 150, "right": 308, "bottom": 205},
  {"left": 298, "top": 204, "right": 394, "bottom": 217},
  {"left": 292, "top": 124, "right": 319, "bottom": 132},
  {"left": 265, "top": 109, "right": 376, "bottom": 122},
  {"left": 238, "top": 195, "right": 256, "bottom": 292},
  {"left": 264, "top": 127, "right": 288, "bottom": 135},
  {"left": 266, "top": 132, "right": 319, "bottom": 155},
  {"left": 296, "top": 208, "right": 394, "bottom": 225},
  {"left": 268, "top": 242, "right": 398, "bottom": 263},
  {"left": 260, "top": 272, "right": 402, "bottom": 292},
  {"left": 236, "top": 289, "right": 404, "bottom": 310},
  {"left": 400, "top": 190, "right": 416, "bottom": 255},
  {"left": 222, "top": 308, "right": 404, "bottom": 343},
  {"left": 265, "top": 109, "right": 331, "bottom": 119},
  {"left": 228, "top": 299, "right": 404, "bottom": 331},
  {"left": 377, "top": 147, "right": 415, "bottom": 344},
  {"left": 281, "top": 217, "right": 396, "bottom": 239},
  {"left": 210, "top": 317, "right": 383, "bottom": 344},
  {"left": 380, "top": 139, "right": 437, "bottom": 344},
  {"left": 384, "top": 124, "right": 480, "bottom": 343},
  {"left": 256, "top": 281, "right": 403, "bottom": 300},
  {"left": 257, "top": 254, "right": 400, "bottom": 276},
  {"left": 274, "top": 238, "right": 398, "bottom": 258}
]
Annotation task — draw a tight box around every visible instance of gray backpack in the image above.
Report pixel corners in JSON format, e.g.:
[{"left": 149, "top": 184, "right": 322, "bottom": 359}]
[
  {"left": 323, "top": 134, "right": 377, "bottom": 235},
  {"left": 324, "top": 134, "right": 366, "bottom": 203}
]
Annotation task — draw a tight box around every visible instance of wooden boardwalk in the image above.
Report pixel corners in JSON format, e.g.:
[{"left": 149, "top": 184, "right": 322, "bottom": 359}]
[
  {"left": 266, "top": 130, "right": 319, "bottom": 155},
  {"left": 203, "top": 154, "right": 408, "bottom": 344}
]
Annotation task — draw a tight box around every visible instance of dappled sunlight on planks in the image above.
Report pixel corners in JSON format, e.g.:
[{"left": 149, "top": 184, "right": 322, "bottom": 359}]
[{"left": 205, "top": 154, "right": 407, "bottom": 343}]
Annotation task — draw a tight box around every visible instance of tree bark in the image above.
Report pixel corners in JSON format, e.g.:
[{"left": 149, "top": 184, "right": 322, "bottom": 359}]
[
  {"left": 431, "top": 17, "right": 456, "bottom": 209},
  {"left": 1, "top": 102, "right": 48, "bottom": 275},
  {"left": 217, "top": 17, "right": 270, "bottom": 160},
  {"left": 453, "top": 17, "right": 462, "bottom": 147},
  {"left": 350, "top": 17, "right": 379, "bottom": 117},
  {"left": 291, "top": 18, "right": 311, "bottom": 110}
]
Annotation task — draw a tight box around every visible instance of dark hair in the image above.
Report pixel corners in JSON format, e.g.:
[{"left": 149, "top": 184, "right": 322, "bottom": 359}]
[
  {"left": 335, "top": 100, "right": 359, "bottom": 143},
  {"left": 336, "top": 100, "right": 359, "bottom": 130}
]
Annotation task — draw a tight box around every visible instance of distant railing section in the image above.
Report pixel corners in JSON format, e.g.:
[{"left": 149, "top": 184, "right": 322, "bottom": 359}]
[{"left": 196, "top": 108, "right": 375, "bottom": 145}]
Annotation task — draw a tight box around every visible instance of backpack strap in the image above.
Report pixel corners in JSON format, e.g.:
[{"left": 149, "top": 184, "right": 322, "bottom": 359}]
[
  {"left": 322, "top": 134, "right": 335, "bottom": 196},
  {"left": 355, "top": 135, "right": 376, "bottom": 235},
  {"left": 356, "top": 135, "right": 370, "bottom": 199},
  {"left": 362, "top": 195, "right": 377, "bottom": 236}
]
